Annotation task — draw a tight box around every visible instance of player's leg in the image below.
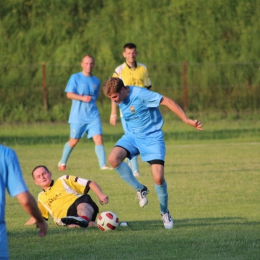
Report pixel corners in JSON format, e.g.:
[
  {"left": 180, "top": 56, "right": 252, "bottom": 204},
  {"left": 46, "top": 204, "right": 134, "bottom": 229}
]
[
  {"left": 58, "top": 123, "right": 85, "bottom": 170},
  {"left": 109, "top": 143, "right": 148, "bottom": 207},
  {"left": 88, "top": 118, "right": 111, "bottom": 170},
  {"left": 62, "top": 195, "right": 99, "bottom": 228},
  {"left": 92, "top": 134, "right": 111, "bottom": 170},
  {"left": 59, "top": 137, "right": 80, "bottom": 171},
  {"left": 150, "top": 162, "right": 173, "bottom": 229},
  {"left": 121, "top": 115, "right": 140, "bottom": 176}
]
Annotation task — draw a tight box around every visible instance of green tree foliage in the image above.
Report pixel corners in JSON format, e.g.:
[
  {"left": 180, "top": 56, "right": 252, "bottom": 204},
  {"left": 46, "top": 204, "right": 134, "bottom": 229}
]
[{"left": 0, "top": 0, "right": 259, "bottom": 122}]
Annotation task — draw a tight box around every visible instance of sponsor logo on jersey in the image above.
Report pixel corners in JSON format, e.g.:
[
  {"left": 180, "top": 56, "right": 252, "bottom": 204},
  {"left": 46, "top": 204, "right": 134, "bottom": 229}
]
[{"left": 130, "top": 106, "right": 136, "bottom": 114}]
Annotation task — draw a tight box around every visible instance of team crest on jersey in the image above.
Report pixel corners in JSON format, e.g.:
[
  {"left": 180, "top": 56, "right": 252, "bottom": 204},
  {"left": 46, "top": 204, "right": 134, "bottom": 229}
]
[
  {"left": 130, "top": 106, "right": 136, "bottom": 114},
  {"left": 93, "top": 84, "right": 97, "bottom": 90}
]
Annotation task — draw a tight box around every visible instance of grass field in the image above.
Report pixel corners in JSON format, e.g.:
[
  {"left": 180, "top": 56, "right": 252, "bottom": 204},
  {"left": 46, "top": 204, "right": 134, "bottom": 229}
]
[{"left": 2, "top": 118, "right": 260, "bottom": 260}]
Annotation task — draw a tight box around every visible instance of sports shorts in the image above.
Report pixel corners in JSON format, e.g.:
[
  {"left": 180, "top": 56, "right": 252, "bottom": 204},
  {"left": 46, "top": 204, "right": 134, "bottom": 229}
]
[
  {"left": 70, "top": 117, "right": 103, "bottom": 139},
  {"left": 115, "top": 130, "right": 166, "bottom": 162},
  {"left": 67, "top": 194, "right": 99, "bottom": 221}
]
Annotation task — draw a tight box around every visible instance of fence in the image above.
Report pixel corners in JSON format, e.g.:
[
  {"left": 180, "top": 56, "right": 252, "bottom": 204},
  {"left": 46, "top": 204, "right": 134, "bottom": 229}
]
[{"left": 0, "top": 61, "right": 259, "bottom": 122}]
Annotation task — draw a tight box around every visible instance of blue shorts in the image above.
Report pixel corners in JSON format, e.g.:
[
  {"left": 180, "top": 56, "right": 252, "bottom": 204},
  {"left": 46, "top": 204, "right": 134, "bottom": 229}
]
[
  {"left": 115, "top": 130, "right": 165, "bottom": 162},
  {"left": 70, "top": 118, "right": 103, "bottom": 139}
]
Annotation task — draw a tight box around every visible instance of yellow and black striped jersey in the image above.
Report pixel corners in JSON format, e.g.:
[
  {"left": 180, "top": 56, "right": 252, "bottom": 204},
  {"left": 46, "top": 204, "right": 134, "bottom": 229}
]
[
  {"left": 37, "top": 175, "right": 90, "bottom": 225},
  {"left": 113, "top": 62, "right": 152, "bottom": 88}
]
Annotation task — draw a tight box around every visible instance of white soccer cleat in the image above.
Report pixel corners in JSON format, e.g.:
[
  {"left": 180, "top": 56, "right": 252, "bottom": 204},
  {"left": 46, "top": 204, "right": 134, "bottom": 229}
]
[
  {"left": 136, "top": 185, "right": 149, "bottom": 207},
  {"left": 161, "top": 211, "right": 174, "bottom": 229}
]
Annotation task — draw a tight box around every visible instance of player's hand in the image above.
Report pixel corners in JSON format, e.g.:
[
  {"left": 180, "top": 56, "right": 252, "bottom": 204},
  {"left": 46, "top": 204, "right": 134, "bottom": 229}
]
[
  {"left": 99, "top": 195, "right": 109, "bottom": 205},
  {"left": 187, "top": 119, "right": 203, "bottom": 130},
  {"left": 36, "top": 220, "right": 48, "bottom": 237},
  {"left": 81, "top": 95, "right": 92, "bottom": 103},
  {"left": 110, "top": 116, "right": 117, "bottom": 126}
]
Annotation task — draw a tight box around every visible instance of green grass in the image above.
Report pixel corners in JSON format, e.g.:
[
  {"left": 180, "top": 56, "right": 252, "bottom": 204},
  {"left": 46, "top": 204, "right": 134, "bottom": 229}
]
[{"left": 3, "top": 119, "right": 260, "bottom": 259}]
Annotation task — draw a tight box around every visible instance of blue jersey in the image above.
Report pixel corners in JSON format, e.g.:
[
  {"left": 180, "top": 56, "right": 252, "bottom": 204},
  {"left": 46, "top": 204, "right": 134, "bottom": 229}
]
[
  {"left": 0, "top": 145, "right": 28, "bottom": 259},
  {"left": 65, "top": 72, "right": 101, "bottom": 123},
  {"left": 118, "top": 86, "right": 164, "bottom": 137}
]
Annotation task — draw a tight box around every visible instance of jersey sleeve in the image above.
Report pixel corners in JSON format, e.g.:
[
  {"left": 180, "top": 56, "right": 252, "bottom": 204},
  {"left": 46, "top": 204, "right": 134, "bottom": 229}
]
[
  {"left": 5, "top": 148, "right": 28, "bottom": 197},
  {"left": 65, "top": 74, "right": 77, "bottom": 93},
  {"left": 139, "top": 88, "right": 162, "bottom": 108},
  {"left": 61, "top": 175, "right": 90, "bottom": 194},
  {"left": 143, "top": 67, "right": 152, "bottom": 88}
]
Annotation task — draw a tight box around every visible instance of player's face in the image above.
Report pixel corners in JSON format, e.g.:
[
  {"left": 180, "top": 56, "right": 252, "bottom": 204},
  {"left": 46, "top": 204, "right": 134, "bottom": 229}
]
[
  {"left": 123, "top": 48, "right": 138, "bottom": 64},
  {"left": 33, "top": 167, "right": 52, "bottom": 188},
  {"left": 81, "top": 56, "right": 94, "bottom": 76},
  {"left": 109, "top": 87, "right": 129, "bottom": 104}
]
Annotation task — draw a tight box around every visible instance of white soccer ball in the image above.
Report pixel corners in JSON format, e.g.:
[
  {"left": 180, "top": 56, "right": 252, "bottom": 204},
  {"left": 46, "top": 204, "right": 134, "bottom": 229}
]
[{"left": 97, "top": 211, "right": 119, "bottom": 231}]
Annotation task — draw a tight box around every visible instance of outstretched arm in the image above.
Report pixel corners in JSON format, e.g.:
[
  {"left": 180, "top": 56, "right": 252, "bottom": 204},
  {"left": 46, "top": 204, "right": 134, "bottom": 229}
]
[
  {"left": 110, "top": 101, "right": 118, "bottom": 126},
  {"left": 17, "top": 191, "right": 48, "bottom": 237},
  {"left": 89, "top": 181, "right": 109, "bottom": 205},
  {"left": 160, "top": 96, "right": 203, "bottom": 130}
]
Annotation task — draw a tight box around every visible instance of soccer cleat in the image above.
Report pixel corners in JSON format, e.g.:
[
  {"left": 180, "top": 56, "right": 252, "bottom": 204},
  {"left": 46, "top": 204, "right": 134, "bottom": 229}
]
[
  {"left": 61, "top": 216, "right": 89, "bottom": 228},
  {"left": 133, "top": 171, "right": 141, "bottom": 177},
  {"left": 100, "top": 165, "right": 113, "bottom": 170},
  {"left": 58, "top": 162, "right": 66, "bottom": 171},
  {"left": 161, "top": 211, "right": 174, "bottom": 229},
  {"left": 136, "top": 185, "right": 149, "bottom": 207}
]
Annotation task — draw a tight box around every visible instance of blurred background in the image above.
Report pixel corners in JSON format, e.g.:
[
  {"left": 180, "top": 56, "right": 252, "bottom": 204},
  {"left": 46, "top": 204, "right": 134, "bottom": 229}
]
[{"left": 0, "top": 0, "right": 259, "bottom": 122}]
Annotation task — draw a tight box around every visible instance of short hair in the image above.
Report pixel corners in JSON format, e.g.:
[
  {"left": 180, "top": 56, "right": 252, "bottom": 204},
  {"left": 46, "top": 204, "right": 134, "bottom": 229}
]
[
  {"left": 123, "top": 43, "right": 136, "bottom": 50},
  {"left": 81, "top": 54, "right": 94, "bottom": 62},
  {"left": 31, "top": 165, "right": 50, "bottom": 178},
  {"left": 103, "top": 77, "right": 125, "bottom": 96}
]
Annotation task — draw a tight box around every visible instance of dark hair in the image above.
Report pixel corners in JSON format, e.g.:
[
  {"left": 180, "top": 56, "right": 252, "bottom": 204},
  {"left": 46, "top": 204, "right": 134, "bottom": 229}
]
[
  {"left": 81, "top": 54, "right": 94, "bottom": 62},
  {"left": 31, "top": 165, "right": 50, "bottom": 178},
  {"left": 123, "top": 43, "right": 136, "bottom": 50}
]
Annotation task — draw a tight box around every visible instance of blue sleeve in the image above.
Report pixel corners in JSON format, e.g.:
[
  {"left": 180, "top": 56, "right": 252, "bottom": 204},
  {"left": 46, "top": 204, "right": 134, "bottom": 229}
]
[
  {"left": 65, "top": 74, "right": 77, "bottom": 93},
  {"left": 6, "top": 149, "right": 28, "bottom": 197},
  {"left": 139, "top": 89, "right": 163, "bottom": 108}
]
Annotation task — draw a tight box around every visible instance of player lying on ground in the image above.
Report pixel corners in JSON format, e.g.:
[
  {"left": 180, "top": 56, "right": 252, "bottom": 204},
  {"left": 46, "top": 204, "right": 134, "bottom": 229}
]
[
  {"left": 25, "top": 165, "right": 108, "bottom": 228},
  {"left": 103, "top": 77, "right": 203, "bottom": 229}
]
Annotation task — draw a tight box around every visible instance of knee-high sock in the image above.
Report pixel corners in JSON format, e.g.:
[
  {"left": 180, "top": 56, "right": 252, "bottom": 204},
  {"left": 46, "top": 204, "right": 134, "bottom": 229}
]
[
  {"left": 155, "top": 181, "right": 168, "bottom": 214},
  {"left": 60, "top": 142, "right": 73, "bottom": 165},
  {"left": 115, "top": 162, "right": 143, "bottom": 190},
  {"left": 130, "top": 156, "right": 139, "bottom": 173},
  {"left": 95, "top": 145, "right": 106, "bottom": 168}
]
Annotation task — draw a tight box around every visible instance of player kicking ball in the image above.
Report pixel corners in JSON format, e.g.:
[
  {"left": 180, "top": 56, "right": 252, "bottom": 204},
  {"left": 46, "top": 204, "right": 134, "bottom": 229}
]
[{"left": 103, "top": 78, "right": 203, "bottom": 229}]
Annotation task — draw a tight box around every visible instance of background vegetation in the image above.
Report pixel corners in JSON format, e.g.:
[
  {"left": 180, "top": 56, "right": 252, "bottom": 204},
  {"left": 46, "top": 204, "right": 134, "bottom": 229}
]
[{"left": 0, "top": 0, "right": 260, "bottom": 122}]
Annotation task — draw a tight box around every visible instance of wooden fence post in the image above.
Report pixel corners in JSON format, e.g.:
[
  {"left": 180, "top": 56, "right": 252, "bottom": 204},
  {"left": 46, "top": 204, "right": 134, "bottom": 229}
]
[
  {"left": 183, "top": 61, "right": 187, "bottom": 111},
  {"left": 42, "top": 62, "right": 48, "bottom": 110}
]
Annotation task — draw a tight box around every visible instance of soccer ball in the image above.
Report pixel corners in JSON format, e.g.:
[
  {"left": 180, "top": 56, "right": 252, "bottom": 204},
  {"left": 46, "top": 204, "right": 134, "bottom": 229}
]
[{"left": 97, "top": 211, "right": 119, "bottom": 231}]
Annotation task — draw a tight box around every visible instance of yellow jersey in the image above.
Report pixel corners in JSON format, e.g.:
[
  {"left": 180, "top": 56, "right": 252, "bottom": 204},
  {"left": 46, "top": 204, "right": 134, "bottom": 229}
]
[
  {"left": 113, "top": 62, "right": 152, "bottom": 88},
  {"left": 37, "top": 175, "right": 90, "bottom": 225}
]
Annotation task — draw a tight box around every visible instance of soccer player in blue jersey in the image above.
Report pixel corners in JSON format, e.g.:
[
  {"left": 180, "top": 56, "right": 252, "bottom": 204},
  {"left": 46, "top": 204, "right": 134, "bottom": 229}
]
[
  {"left": 0, "top": 145, "right": 47, "bottom": 259},
  {"left": 58, "top": 55, "right": 111, "bottom": 171},
  {"left": 103, "top": 77, "right": 203, "bottom": 229},
  {"left": 110, "top": 43, "right": 152, "bottom": 177}
]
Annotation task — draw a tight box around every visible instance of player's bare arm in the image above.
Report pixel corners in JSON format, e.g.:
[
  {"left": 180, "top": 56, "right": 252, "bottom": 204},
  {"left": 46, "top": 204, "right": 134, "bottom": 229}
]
[
  {"left": 110, "top": 101, "right": 118, "bottom": 126},
  {"left": 67, "top": 92, "right": 92, "bottom": 103},
  {"left": 89, "top": 181, "right": 109, "bottom": 205},
  {"left": 160, "top": 96, "right": 203, "bottom": 130}
]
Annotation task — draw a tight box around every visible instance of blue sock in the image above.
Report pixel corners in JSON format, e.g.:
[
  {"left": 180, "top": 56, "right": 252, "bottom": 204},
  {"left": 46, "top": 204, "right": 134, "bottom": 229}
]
[
  {"left": 155, "top": 181, "right": 168, "bottom": 214},
  {"left": 115, "top": 162, "right": 143, "bottom": 190},
  {"left": 130, "top": 156, "right": 139, "bottom": 173},
  {"left": 95, "top": 145, "right": 106, "bottom": 168},
  {"left": 60, "top": 142, "right": 73, "bottom": 165}
]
